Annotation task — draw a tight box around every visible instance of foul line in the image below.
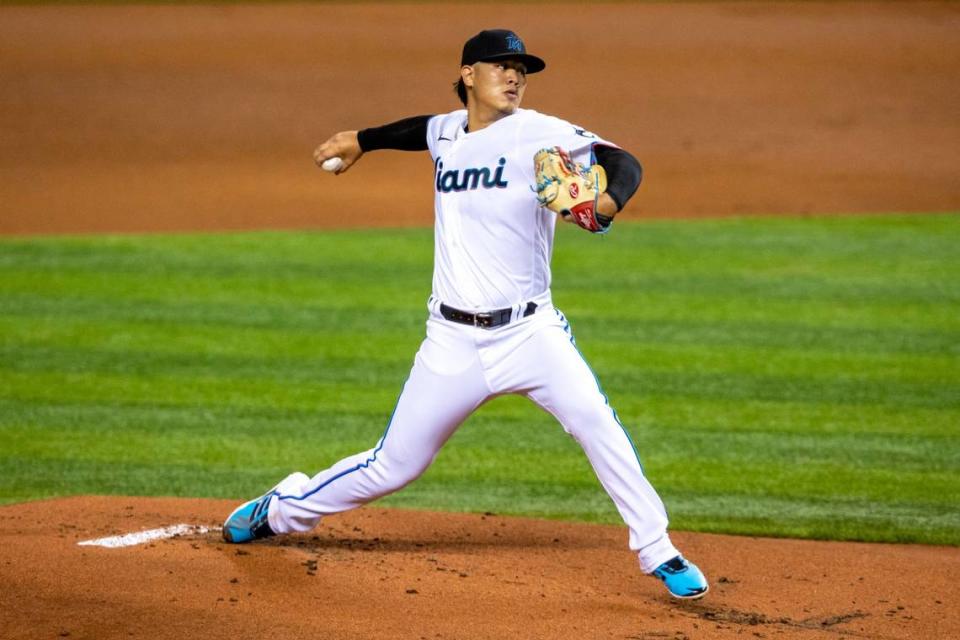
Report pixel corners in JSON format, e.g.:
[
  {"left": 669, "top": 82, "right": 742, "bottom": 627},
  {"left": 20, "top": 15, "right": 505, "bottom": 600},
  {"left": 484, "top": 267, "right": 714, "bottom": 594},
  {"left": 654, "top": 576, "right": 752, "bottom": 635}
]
[{"left": 77, "top": 524, "right": 211, "bottom": 548}]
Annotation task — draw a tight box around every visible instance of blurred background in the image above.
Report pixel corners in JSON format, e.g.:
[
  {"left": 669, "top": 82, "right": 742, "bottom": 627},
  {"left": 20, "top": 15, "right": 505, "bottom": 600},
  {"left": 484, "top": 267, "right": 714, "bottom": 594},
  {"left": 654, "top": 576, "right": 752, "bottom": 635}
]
[{"left": 2, "top": 2, "right": 959, "bottom": 235}]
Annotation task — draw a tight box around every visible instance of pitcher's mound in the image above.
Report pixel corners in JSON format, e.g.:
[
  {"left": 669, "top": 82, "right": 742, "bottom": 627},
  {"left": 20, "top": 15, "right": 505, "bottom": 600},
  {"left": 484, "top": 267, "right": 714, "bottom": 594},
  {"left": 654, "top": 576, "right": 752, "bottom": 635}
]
[{"left": 0, "top": 496, "right": 955, "bottom": 639}]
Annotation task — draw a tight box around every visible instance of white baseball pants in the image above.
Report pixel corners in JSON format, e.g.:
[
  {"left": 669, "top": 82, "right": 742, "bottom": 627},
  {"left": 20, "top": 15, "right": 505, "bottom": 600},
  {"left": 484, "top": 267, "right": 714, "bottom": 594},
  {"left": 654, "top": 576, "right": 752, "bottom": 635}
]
[{"left": 266, "top": 301, "right": 680, "bottom": 573}]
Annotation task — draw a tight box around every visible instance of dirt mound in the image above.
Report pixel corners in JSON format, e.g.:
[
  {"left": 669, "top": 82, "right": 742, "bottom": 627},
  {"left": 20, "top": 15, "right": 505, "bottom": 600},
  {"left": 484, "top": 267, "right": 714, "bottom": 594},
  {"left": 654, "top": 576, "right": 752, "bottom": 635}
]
[{"left": 1, "top": 496, "right": 956, "bottom": 639}]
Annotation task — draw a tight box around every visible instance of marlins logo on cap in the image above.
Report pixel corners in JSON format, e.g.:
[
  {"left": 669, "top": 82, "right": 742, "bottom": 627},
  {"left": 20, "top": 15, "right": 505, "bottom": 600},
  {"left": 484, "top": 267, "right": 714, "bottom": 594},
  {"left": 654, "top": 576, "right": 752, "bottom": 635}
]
[{"left": 460, "top": 29, "right": 546, "bottom": 74}]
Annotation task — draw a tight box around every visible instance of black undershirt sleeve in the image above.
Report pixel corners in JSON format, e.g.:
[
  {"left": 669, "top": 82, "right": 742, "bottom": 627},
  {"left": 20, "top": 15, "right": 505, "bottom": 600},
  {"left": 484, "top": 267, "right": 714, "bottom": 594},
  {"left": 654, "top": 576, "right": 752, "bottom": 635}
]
[
  {"left": 357, "top": 115, "right": 433, "bottom": 152},
  {"left": 594, "top": 144, "right": 643, "bottom": 213}
]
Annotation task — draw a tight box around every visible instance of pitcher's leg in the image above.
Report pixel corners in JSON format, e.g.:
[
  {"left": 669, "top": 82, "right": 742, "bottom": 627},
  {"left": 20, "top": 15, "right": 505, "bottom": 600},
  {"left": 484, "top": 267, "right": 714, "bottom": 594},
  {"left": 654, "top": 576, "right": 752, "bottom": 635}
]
[
  {"left": 268, "top": 324, "right": 490, "bottom": 534},
  {"left": 518, "top": 321, "right": 679, "bottom": 572}
]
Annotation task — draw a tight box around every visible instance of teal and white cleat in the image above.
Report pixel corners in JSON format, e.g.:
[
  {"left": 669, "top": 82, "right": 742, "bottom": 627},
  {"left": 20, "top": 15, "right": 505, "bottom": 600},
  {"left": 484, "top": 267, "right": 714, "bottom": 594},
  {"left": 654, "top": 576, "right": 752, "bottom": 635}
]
[
  {"left": 652, "top": 555, "right": 709, "bottom": 600},
  {"left": 222, "top": 490, "right": 277, "bottom": 544}
]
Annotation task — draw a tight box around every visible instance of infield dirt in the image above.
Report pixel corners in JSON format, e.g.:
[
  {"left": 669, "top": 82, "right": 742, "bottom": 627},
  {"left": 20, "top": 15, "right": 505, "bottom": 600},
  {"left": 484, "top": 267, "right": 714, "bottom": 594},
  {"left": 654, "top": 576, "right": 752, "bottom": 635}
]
[
  {"left": 2, "top": 496, "right": 958, "bottom": 640},
  {"left": 1, "top": 2, "right": 958, "bottom": 639}
]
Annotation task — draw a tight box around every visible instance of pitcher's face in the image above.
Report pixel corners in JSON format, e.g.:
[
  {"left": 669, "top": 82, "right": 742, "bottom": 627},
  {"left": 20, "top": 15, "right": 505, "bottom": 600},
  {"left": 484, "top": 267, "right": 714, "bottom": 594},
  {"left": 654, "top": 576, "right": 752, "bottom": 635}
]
[{"left": 463, "top": 59, "right": 528, "bottom": 117}]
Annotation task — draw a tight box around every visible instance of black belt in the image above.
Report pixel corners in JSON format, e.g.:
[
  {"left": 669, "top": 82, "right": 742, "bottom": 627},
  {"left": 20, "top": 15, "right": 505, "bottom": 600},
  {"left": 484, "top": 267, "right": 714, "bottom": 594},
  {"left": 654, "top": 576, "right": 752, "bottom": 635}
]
[{"left": 439, "top": 301, "right": 538, "bottom": 329}]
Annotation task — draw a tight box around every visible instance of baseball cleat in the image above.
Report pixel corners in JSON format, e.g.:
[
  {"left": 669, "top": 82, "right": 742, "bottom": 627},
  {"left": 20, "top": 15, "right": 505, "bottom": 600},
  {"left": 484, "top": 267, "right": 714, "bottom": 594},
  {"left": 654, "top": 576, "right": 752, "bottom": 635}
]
[
  {"left": 652, "top": 555, "right": 709, "bottom": 600},
  {"left": 222, "top": 489, "right": 277, "bottom": 543}
]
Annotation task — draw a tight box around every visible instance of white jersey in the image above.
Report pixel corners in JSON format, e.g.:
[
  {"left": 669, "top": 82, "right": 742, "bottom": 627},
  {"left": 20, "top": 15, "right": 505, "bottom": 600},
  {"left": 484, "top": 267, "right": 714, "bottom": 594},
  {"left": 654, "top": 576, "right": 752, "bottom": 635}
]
[{"left": 425, "top": 108, "right": 615, "bottom": 311}]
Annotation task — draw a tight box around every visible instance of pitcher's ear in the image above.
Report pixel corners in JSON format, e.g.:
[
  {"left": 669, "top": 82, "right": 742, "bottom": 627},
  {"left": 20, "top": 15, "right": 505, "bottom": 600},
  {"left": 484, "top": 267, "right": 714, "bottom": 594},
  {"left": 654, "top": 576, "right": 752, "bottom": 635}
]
[{"left": 461, "top": 64, "right": 475, "bottom": 88}]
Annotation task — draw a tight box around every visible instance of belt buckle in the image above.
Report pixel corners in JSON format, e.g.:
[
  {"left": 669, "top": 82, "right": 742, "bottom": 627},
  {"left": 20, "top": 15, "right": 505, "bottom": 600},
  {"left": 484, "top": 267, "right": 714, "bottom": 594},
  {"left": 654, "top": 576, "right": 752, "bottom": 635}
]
[{"left": 474, "top": 312, "right": 493, "bottom": 328}]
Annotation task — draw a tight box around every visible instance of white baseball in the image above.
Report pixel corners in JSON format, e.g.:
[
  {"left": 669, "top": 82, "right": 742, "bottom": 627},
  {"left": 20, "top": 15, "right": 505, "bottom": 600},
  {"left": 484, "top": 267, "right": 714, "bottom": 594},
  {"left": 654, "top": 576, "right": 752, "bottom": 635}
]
[{"left": 321, "top": 157, "right": 344, "bottom": 172}]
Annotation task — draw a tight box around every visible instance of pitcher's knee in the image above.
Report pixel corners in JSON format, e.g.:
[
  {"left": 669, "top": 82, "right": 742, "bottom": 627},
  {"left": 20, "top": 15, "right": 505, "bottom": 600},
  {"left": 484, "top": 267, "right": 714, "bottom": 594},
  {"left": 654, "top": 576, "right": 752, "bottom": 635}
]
[
  {"left": 367, "top": 452, "right": 432, "bottom": 495},
  {"left": 559, "top": 403, "right": 621, "bottom": 437}
]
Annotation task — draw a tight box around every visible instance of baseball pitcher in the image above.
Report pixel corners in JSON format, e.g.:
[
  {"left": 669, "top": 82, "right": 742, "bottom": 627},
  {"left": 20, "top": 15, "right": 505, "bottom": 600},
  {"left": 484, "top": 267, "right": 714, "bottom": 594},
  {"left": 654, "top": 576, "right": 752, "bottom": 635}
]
[{"left": 223, "top": 29, "right": 709, "bottom": 600}]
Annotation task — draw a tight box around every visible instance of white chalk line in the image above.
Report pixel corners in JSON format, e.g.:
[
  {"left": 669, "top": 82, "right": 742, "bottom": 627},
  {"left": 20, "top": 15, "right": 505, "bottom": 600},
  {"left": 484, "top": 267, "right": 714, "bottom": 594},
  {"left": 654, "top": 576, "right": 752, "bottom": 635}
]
[{"left": 77, "top": 524, "right": 211, "bottom": 548}]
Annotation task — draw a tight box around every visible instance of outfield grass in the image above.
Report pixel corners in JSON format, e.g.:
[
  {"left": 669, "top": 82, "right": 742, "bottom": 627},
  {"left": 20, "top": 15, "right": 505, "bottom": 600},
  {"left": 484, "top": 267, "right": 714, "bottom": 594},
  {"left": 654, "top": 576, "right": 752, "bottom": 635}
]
[{"left": 1, "top": 214, "right": 958, "bottom": 545}]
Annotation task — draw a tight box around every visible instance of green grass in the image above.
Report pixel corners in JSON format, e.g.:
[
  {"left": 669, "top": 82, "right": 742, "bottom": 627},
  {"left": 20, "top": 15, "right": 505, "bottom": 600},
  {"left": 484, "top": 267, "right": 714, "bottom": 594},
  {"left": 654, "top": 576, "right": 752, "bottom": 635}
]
[{"left": 1, "top": 213, "right": 958, "bottom": 545}]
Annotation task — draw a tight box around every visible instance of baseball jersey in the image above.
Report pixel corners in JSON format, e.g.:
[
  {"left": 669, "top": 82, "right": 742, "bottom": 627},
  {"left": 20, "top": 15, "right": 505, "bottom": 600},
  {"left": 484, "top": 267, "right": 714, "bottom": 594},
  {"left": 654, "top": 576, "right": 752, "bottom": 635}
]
[{"left": 425, "top": 108, "right": 615, "bottom": 312}]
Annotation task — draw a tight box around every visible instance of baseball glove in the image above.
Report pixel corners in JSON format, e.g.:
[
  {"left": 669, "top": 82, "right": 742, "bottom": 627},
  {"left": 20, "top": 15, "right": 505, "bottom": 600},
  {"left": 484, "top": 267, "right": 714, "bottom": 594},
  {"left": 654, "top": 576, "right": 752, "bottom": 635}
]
[{"left": 534, "top": 146, "right": 609, "bottom": 233}]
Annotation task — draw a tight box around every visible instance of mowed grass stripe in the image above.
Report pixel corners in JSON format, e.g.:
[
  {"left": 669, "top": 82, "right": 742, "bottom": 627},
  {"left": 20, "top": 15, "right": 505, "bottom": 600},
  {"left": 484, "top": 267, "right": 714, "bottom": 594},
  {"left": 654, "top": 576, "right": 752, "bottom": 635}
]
[
  {"left": 1, "top": 213, "right": 958, "bottom": 544},
  {"left": 1, "top": 346, "right": 954, "bottom": 411}
]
